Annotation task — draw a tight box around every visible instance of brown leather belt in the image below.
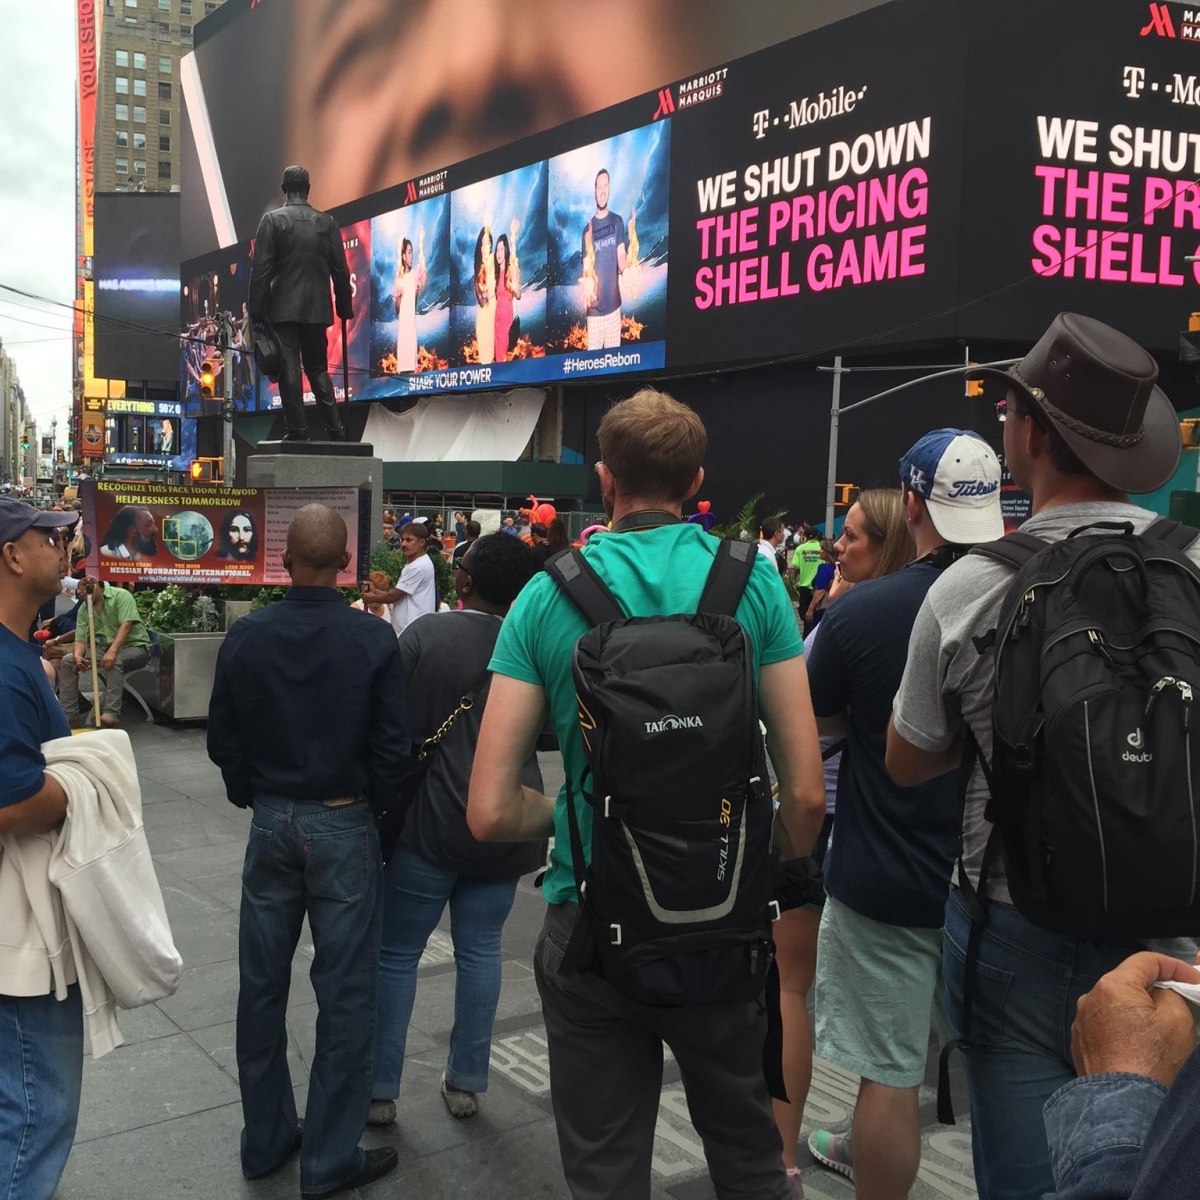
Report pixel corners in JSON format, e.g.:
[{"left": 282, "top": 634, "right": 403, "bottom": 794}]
[{"left": 322, "top": 796, "right": 357, "bottom": 807}]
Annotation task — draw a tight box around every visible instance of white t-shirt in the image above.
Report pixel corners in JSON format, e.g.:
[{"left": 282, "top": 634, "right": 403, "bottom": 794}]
[
  {"left": 390, "top": 553, "right": 437, "bottom": 639},
  {"left": 756, "top": 539, "right": 779, "bottom": 568}
]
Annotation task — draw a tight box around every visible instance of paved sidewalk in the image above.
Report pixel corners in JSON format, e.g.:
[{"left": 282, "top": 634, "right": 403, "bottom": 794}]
[{"left": 54, "top": 717, "right": 977, "bottom": 1199}]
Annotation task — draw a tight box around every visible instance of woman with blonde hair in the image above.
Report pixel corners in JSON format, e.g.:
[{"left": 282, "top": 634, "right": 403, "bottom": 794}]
[{"left": 772, "top": 488, "right": 914, "bottom": 1194}]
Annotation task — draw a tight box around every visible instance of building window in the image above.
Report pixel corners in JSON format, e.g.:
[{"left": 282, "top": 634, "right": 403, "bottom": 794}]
[
  {"left": 115, "top": 76, "right": 129, "bottom": 94},
  {"left": 159, "top": 82, "right": 172, "bottom": 101},
  {"left": 125, "top": 0, "right": 137, "bottom": 6},
  {"left": 115, "top": 49, "right": 129, "bottom": 67},
  {"left": 133, "top": 79, "right": 146, "bottom": 96},
  {"left": 158, "top": 55, "right": 171, "bottom": 73},
  {"left": 115, "top": 157, "right": 129, "bottom": 175},
  {"left": 158, "top": 161, "right": 172, "bottom": 180},
  {"left": 205, "top": 1, "right": 216, "bottom": 11},
  {"left": 116, "top": 130, "right": 129, "bottom": 147},
  {"left": 133, "top": 131, "right": 146, "bottom": 149},
  {"left": 115, "top": 103, "right": 129, "bottom": 122},
  {"left": 114, "top": 185, "right": 128, "bottom": 193},
  {"left": 159, "top": 134, "right": 171, "bottom": 152},
  {"left": 133, "top": 52, "right": 146, "bottom": 69},
  {"left": 180, "top": 24, "right": 191, "bottom": 38},
  {"left": 180, "top": 0, "right": 190, "bottom": 12},
  {"left": 133, "top": 105, "right": 146, "bottom": 123},
  {"left": 134, "top": 160, "right": 146, "bottom": 176},
  {"left": 158, "top": 0, "right": 170, "bottom": 8},
  {"left": 157, "top": 20, "right": 170, "bottom": 33},
  {"left": 159, "top": 108, "right": 170, "bottom": 125}
]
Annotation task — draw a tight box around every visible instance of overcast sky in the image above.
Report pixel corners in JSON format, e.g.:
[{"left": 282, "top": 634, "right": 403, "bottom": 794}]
[{"left": 0, "top": 1, "right": 77, "bottom": 437}]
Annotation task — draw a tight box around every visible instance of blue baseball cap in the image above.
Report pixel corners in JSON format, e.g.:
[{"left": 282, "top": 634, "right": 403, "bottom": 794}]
[
  {"left": 0, "top": 497, "right": 77, "bottom": 547},
  {"left": 899, "top": 429, "right": 1004, "bottom": 544}
]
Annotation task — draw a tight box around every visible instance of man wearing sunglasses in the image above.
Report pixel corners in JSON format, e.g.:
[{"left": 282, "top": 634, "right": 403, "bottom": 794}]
[{"left": 0, "top": 496, "right": 83, "bottom": 1197}]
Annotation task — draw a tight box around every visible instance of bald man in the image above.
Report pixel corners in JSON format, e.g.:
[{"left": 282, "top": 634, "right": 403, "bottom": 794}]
[{"left": 207, "top": 504, "right": 409, "bottom": 1198}]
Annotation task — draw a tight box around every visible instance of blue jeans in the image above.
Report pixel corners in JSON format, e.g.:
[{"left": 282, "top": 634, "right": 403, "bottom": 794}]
[
  {"left": 237, "top": 796, "right": 382, "bottom": 1196},
  {"left": 0, "top": 987, "right": 83, "bottom": 1200},
  {"left": 374, "top": 843, "right": 519, "bottom": 1097},
  {"left": 942, "top": 888, "right": 1132, "bottom": 1200}
]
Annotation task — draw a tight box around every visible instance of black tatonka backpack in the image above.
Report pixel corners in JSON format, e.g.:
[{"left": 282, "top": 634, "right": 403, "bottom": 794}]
[
  {"left": 940, "top": 517, "right": 1200, "bottom": 1123},
  {"left": 545, "top": 535, "right": 777, "bottom": 1008}
]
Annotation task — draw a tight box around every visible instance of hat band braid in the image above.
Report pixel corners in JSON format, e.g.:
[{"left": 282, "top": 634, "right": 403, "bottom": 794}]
[{"left": 1033, "top": 391, "right": 1146, "bottom": 448}]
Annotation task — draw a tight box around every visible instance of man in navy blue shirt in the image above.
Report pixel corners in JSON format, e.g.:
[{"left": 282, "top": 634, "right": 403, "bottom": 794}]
[
  {"left": 582, "top": 168, "right": 627, "bottom": 350},
  {"left": 208, "top": 504, "right": 410, "bottom": 1200},
  {"left": 804, "top": 431, "right": 1003, "bottom": 1198},
  {"left": 0, "top": 497, "right": 81, "bottom": 1198}
]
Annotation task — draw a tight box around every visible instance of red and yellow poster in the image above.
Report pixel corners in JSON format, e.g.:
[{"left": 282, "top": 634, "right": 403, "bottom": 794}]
[
  {"left": 81, "top": 481, "right": 367, "bottom": 587},
  {"left": 80, "top": 397, "right": 105, "bottom": 460}
]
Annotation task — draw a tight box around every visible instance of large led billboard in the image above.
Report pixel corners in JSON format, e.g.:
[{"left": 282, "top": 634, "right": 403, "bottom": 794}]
[
  {"left": 93, "top": 192, "right": 181, "bottom": 381},
  {"left": 181, "top": 0, "right": 1200, "bottom": 408}
]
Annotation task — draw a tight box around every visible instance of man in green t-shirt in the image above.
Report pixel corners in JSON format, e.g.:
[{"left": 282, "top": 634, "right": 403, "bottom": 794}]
[
  {"left": 468, "top": 387, "right": 826, "bottom": 1200},
  {"left": 59, "top": 581, "right": 151, "bottom": 727}
]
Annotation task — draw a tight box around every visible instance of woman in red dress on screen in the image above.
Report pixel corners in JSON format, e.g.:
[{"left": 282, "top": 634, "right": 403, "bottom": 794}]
[{"left": 493, "top": 224, "right": 521, "bottom": 361}]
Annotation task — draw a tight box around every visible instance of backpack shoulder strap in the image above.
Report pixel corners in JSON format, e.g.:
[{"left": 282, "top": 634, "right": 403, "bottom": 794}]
[
  {"left": 545, "top": 548, "right": 624, "bottom": 627},
  {"left": 969, "top": 531, "right": 1048, "bottom": 572},
  {"left": 697, "top": 539, "right": 757, "bottom": 617},
  {"left": 1144, "top": 517, "right": 1200, "bottom": 553}
]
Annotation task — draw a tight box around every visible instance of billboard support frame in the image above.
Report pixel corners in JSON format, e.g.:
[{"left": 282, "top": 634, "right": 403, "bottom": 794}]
[{"left": 818, "top": 356, "right": 1020, "bottom": 533}]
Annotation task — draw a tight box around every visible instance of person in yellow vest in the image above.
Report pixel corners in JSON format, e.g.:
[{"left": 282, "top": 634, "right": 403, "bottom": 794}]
[{"left": 789, "top": 525, "right": 823, "bottom": 623}]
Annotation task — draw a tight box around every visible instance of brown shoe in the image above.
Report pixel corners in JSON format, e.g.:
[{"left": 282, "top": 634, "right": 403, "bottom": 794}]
[{"left": 99, "top": 713, "right": 119, "bottom": 729}]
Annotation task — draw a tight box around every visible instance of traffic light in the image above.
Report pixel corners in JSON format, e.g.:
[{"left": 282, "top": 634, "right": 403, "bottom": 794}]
[
  {"left": 964, "top": 363, "right": 985, "bottom": 398},
  {"left": 20, "top": 439, "right": 29, "bottom": 452},
  {"left": 833, "top": 483, "right": 859, "bottom": 508},
  {"left": 189, "top": 459, "right": 212, "bottom": 481},
  {"left": 1182, "top": 418, "right": 1200, "bottom": 449},
  {"left": 200, "top": 357, "right": 217, "bottom": 399}
]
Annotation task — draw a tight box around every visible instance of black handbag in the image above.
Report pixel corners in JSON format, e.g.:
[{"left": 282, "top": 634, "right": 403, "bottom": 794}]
[{"left": 374, "top": 669, "right": 491, "bottom": 863}]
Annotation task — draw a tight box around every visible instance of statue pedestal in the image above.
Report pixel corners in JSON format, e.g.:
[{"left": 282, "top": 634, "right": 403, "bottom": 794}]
[{"left": 246, "top": 446, "right": 384, "bottom": 544}]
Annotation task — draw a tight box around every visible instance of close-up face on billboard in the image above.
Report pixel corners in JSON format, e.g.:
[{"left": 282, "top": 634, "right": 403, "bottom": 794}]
[{"left": 180, "top": 0, "right": 884, "bottom": 260}]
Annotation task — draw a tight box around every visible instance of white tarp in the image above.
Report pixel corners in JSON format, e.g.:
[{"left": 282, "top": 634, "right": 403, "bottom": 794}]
[{"left": 361, "top": 389, "right": 545, "bottom": 462}]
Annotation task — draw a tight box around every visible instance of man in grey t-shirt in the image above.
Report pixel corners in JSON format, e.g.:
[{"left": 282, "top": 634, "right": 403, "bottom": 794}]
[{"left": 886, "top": 314, "right": 1192, "bottom": 1200}]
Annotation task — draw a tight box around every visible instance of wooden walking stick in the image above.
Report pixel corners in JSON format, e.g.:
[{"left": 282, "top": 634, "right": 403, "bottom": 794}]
[{"left": 86, "top": 584, "right": 102, "bottom": 728}]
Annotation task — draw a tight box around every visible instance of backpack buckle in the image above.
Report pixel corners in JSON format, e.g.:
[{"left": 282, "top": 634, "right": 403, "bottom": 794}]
[
  {"left": 769, "top": 900, "right": 781, "bottom": 923},
  {"left": 604, "top": 795, "right": 612, "bottom": 818},
  {"left": 609, "top": 923, "right": 623, "bottom": 946}
]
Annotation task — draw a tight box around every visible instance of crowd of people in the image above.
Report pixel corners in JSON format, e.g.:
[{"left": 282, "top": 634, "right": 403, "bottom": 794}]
[{"left": 4, "top": 310, "right": 1200, "bottom": 1200}]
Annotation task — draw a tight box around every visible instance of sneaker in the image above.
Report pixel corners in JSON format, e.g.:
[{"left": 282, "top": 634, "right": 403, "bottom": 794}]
[
  {"left": 808, "top": 1130, "right": 854, "bottom": 1181},
  {"left": 366, "top": 1099, "right": 396, "bottom": 1127},
  {"left": 785, "top": 1166, "right": 805, "bottom": 1198},
  {"left": 440, "top": 1076, "right": 477, "bottom": 1119}
]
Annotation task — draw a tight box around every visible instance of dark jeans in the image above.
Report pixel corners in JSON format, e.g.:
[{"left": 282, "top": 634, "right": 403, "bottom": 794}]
[
  {"left": 535, "top": 903, "right": 790, "bottom": 1200},
  {"left": 275, "top": 322, "right": 343, "bottom": 438},
  {"left": 237, "top": 796, "right": 382, "bottom": 1195},
  {"left": 942, "top": 887, "right": 1133, "bottom": 1200}
]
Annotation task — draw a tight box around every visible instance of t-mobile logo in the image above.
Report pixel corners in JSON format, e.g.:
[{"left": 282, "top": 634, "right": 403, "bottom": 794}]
[{"left": 1124, "top": 66, "right": 1147, "bottom": 98}]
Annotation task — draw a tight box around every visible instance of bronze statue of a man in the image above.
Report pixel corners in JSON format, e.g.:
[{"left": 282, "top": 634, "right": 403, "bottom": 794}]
[{"left": 248, "top": 166, "right": 352, "bottom": 441}]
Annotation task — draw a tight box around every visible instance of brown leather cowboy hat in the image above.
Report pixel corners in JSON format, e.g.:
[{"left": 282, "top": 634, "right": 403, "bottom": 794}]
[{"left": 969, "top": 313, "right": 1181, "bottom": 494}]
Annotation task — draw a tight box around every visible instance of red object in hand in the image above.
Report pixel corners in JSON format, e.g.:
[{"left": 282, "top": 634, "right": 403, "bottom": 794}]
[{"left": 33, "top": 629, "right": 52, "bottom": 642}]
